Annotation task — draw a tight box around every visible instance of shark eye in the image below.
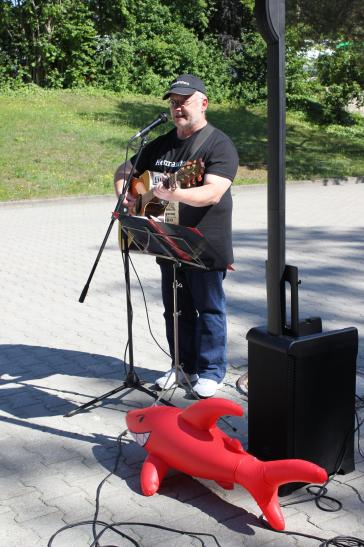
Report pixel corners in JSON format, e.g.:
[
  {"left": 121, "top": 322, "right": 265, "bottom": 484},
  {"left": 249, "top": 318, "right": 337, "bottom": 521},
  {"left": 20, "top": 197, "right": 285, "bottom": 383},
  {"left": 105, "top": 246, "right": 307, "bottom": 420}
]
[{"left": 137, "top": 414, "right": 145, "bottom": 422}]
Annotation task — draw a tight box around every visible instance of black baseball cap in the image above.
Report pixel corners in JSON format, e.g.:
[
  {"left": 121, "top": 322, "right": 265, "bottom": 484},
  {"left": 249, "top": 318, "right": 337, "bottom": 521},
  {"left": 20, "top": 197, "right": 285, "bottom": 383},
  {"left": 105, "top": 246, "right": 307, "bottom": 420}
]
[{"left": 163, "top": 74, "right": 207, "bottom": 99}]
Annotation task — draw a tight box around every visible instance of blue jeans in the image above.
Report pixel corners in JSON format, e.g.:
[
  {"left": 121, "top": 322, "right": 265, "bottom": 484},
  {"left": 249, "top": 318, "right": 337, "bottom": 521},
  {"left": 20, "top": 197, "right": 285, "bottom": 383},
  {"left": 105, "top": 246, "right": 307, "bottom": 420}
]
[{"left": 159, "top": 262, "right": 227, "bottom": 382}]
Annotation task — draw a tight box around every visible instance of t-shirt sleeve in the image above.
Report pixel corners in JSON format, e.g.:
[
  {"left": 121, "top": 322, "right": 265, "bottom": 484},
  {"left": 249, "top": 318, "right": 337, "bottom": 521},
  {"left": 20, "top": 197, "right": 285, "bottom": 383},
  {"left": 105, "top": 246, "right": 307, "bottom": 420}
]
[{"left": 203, "top": 132, "right": 239, "bottom": 182}]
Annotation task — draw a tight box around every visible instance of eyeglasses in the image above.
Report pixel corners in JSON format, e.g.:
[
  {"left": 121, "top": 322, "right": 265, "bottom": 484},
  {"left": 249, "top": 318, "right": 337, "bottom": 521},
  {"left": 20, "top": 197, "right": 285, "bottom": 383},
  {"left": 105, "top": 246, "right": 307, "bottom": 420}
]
[{"left": 168, "top": 96, "right": 196, "bottom": 109}]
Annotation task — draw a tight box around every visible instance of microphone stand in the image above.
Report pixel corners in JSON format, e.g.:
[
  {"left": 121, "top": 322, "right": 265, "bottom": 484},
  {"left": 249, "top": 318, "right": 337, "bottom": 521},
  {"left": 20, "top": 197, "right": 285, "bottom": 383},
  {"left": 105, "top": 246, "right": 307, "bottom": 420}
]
[{"left": 65, "top": 136, "right": 174, "bottom": 417}]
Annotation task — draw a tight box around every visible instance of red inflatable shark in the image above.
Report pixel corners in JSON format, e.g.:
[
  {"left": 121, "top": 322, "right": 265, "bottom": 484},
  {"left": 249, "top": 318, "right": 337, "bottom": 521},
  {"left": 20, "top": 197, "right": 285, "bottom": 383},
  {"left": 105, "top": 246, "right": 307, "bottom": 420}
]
[{"left": 126, "top": 398, "right": 327, "bottom": 531}]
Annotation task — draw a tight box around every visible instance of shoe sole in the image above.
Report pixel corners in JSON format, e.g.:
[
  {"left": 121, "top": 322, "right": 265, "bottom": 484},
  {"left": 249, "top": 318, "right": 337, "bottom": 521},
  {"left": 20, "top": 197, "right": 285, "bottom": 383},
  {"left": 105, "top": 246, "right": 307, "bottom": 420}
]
[
  {"left": 155, "top": 376, "right": 199, "bottom": 390},
  {"left": 193, "top": 382, "right": 223, "bottom": 398}
]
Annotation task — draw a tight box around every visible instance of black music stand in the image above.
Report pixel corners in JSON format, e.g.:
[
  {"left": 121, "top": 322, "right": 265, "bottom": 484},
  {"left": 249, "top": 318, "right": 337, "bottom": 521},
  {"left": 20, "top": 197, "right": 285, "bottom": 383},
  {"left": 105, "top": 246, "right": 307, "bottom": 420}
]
[{"left": 65, "top": 215, "right": 220, "bottom": 416}]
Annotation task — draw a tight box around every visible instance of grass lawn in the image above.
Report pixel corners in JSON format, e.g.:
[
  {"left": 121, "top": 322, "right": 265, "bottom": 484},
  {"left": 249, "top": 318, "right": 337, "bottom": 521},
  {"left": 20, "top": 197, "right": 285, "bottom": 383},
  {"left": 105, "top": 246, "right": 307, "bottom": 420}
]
[{"left": 0, "top": 87, "right": 363, "bottom": 201}]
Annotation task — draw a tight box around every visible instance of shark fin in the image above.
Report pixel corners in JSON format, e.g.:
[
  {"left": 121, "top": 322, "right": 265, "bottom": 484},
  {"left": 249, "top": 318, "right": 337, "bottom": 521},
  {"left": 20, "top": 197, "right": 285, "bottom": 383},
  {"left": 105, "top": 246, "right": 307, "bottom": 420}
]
[{"left": 180, "top": 398, "right": 243, "bottom": 430}]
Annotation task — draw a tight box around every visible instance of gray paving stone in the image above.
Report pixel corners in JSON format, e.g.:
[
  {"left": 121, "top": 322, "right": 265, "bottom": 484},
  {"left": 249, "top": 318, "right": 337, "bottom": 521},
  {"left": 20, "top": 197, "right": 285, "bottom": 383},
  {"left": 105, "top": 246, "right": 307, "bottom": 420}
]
[
  {"left": 324, "top": 512, "right": 364, "bottom": 535},
  {"left": 6, "top": 490, "right": 59, "bottom": 523},
  {"left": 0, "top": 513, "right": 41, "bottom": 547},
  {"left": 0, "top": 476, "right": 37, "bottom": 501},
  {"left": 23, "top": 510, "right": 76, "bottom": 543},
  {"left": 21, "top": 475, "right": 82, "bottom": 502},
  {"left": 45, "top": 491, "right": 97, "bottom": 524},
  {"left": 41, "top": 519, "right": 95, "bottom": 547},
  {"left": 0, "top": 183, "right": 363, "bottom": 545}
]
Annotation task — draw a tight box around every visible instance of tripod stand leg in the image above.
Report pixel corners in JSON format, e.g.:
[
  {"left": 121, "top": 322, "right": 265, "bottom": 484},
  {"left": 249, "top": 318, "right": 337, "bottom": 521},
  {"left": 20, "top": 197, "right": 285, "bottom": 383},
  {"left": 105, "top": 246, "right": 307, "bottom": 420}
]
[
  {"left": 64, "top": 375, "right": 174, "bottom": 418},
  {"left": 64, "top": 383, "right": 131, "bottom": 417}
]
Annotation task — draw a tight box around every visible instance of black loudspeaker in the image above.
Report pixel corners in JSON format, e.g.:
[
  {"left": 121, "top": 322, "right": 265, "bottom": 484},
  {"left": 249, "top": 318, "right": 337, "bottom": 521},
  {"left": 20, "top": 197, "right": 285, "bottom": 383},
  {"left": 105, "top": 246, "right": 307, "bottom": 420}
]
[{"left": 247, "top": 326, "right": 358, "bottom": 495}]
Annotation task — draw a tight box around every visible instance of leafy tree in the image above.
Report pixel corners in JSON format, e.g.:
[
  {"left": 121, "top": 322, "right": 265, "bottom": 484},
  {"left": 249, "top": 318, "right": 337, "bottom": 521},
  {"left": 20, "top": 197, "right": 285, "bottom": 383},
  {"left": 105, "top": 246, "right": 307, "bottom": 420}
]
[
  {"left": 160, "top": 0, "right": 214, "bottom": 36},
  {"left": 316, "top": 43, "right": 364, "bottom": 122},
  {"left": 0, "top": 0, "right": 98, "bottom": 88},
  {"left": 88, "top": 0, "right": 129, "bottom": 35},
  {"left": 286, "top": 0, "right": 364, "bottom": 42},
  {"left": 210, "top": 0, "right": 245, "bottom": 39},
  {"left": 286, "top": 0, "right": 364, "bottom": 121},
  {"left": 91, "top": 0, "right": 232, "bottom": 101}
]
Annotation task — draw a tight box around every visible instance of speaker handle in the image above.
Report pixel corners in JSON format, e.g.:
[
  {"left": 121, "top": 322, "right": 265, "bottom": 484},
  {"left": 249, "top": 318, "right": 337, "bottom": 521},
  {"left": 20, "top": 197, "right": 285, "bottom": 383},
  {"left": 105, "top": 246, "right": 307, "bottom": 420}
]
[{"left": 281, "top": 264, "right": 300, "bottom": 337}]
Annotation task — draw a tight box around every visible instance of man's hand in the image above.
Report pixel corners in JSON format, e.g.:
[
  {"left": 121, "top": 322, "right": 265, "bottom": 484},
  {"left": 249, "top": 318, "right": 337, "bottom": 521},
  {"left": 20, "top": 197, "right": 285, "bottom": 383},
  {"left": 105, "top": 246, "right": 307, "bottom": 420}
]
[
  {"left": 123, "top": 193, "right": 136, "bottom": 215},
  {"left": 153, "top": 174, "right": 231, "bottom": 207},
  {"left": 153, "top": 182, "right": 176, "bottom": 202}
]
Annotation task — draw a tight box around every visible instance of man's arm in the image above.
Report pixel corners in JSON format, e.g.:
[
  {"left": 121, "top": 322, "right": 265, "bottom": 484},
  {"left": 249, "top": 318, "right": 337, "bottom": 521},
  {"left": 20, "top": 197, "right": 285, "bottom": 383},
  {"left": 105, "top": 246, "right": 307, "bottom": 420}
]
[
  {"left": 153, "top": 173, "right": 231, "bottom": 207},
  {"left": 114, "top": 159, "right": 134, "bottom": 197}
]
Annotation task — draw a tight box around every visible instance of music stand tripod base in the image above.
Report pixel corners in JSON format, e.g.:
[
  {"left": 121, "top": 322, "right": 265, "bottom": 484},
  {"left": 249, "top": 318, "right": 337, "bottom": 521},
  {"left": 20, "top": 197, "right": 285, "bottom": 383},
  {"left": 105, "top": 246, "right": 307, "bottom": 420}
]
[
  {"left": 64, "top": 369, "right": 174, "bottom": 417},
  {"left": 64, "top": 230, "right": 175, "bottom": 418}
]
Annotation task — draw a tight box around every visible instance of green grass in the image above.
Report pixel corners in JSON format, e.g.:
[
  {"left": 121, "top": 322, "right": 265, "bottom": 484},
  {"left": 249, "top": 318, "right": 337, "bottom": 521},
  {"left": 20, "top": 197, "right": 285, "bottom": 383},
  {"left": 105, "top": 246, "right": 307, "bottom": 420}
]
[{"left": 0, "top": 87, "right": 363, "bottom": 201}]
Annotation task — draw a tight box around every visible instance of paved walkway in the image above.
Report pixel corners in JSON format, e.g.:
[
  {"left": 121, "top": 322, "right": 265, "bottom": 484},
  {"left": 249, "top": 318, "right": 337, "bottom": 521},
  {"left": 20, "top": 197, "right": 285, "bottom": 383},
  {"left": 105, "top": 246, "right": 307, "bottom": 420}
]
[{"left": 0, "top": 181, "right": 363, "bottom": 546}]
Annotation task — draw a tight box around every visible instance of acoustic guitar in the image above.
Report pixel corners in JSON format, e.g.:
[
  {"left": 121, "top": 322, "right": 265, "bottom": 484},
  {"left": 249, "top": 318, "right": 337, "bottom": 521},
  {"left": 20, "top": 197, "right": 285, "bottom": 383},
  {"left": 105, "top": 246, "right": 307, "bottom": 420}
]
[
  {"left": 118, "top": 159, "right": 205, "bottom": 251},
  {"left": 129, "top": 158, "right": 205, "bottom": 219}
]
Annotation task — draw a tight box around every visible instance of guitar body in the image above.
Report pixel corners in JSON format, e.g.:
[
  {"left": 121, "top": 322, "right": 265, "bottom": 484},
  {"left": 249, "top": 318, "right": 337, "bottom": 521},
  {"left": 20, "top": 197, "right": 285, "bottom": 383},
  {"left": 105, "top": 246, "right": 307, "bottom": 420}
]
[
  {"left": 129, "top": 171, "right": 169, "bottom": 218},
  {"left": 129, "top": 159, "right": 205, "bottom": 219}
]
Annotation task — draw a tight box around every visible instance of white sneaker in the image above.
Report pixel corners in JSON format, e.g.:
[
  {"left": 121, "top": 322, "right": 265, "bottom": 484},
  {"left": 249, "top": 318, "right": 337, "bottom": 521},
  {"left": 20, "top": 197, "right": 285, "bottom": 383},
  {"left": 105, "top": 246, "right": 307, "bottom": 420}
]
[
  {"left": 155, "top": 369, "right": 199, "bottom": 390},
  {"left": 193, "top": 378, "right": 223, "bottom": 398}
]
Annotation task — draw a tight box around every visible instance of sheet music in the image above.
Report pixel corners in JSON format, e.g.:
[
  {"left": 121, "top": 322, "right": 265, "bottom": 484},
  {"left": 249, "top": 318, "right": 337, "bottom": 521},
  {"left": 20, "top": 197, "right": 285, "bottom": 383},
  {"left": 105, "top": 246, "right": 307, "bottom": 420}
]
[{"left": 164, "top": 201, "right": 179, "bottom": 224}]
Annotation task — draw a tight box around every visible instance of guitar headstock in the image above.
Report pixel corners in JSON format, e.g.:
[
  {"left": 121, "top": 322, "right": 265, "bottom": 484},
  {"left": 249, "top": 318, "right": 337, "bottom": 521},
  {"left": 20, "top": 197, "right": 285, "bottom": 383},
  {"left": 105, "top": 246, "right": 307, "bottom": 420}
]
[{"left": 167, "top": 158, "right": 205, "bottom": 190}]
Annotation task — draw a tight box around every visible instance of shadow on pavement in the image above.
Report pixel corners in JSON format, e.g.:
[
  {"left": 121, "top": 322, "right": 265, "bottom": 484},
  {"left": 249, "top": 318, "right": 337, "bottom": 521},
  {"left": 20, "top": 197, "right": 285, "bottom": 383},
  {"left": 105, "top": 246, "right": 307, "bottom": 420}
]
[{"left": 0, "top": 344, "right": 164, "bottom": 418}]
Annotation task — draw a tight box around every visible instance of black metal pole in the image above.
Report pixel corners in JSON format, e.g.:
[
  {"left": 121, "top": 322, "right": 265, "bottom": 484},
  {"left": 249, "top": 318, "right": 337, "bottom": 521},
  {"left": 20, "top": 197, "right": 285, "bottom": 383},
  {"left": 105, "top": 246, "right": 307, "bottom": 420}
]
[
  {"left": 121, "top": 230, "right": 137, "bottom": 384},
  {"left": 255, "top": 0, "right": 286, "bottom": 335}
]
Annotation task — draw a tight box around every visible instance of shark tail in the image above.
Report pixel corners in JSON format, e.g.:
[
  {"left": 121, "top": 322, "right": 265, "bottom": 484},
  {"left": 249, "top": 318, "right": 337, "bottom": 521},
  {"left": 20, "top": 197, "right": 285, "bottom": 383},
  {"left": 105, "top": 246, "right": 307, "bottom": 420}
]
[
  {"left": 263, "top": 458, "right": 328, "bottom": 488},
  {"left": 236, "top": 456, "right": 328, "bottom": 531}
]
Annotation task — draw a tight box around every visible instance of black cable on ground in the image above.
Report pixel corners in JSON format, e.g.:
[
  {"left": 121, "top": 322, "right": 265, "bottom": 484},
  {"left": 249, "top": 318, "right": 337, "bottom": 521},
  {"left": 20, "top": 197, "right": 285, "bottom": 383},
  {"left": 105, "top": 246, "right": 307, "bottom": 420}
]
[
  {"left": 260, "top": 521, "right": 364, "bottom": 547},
  {"left": 92, "top": 430, "right": 128, "bottom": 545},
  {"left": 355, "top": 411, "right": 364, "bottom": 458},
  {"left": 90, "top": 521, "right": 222, "bottom": 547},
  {"left": 282, "top": 415, "right": 363, "bottom": 513},
  {"left": 48, "top": 430, "right": 222, "bottom": 546},
  {"left": 319, "top": 537, "right": 364, "bottom": 546}
]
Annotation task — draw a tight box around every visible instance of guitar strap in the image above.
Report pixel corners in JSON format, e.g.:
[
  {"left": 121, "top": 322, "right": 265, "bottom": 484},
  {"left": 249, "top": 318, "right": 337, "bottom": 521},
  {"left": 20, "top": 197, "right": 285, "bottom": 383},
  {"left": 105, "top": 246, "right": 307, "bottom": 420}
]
[
  {"left": 189, "top": 123, "right": 215, "bottom": 158},
  {"left": 164, "top": 123, "right": 216, "bottom": 225}
]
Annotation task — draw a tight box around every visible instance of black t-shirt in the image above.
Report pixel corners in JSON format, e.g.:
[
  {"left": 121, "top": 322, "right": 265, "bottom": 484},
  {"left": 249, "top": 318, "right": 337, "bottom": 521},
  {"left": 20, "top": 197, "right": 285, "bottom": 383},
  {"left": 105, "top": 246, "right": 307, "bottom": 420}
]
[{"left": 131, "top": 123, "right": 239, "bottom": 269}]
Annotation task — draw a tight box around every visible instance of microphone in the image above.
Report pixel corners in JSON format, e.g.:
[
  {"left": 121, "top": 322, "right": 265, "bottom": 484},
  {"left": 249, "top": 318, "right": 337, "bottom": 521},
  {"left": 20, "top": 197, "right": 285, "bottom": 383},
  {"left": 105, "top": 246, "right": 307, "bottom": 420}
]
[{"left": 129, "top": 112, "right": 168, "bottom": 141}]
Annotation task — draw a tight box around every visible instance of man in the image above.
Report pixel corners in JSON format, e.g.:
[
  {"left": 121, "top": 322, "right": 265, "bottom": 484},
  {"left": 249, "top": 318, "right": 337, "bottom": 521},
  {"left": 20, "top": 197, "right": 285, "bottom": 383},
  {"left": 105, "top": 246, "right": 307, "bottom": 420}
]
[{"left": 114, "top": 74, "right": 239, "bottom": 398}]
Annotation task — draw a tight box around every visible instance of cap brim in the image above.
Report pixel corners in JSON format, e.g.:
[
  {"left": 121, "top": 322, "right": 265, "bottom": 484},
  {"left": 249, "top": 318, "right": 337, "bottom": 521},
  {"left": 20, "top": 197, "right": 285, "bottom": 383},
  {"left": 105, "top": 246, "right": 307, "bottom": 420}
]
[{"left": 162, "top": 87, "right": 196, "bottom": 100}]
